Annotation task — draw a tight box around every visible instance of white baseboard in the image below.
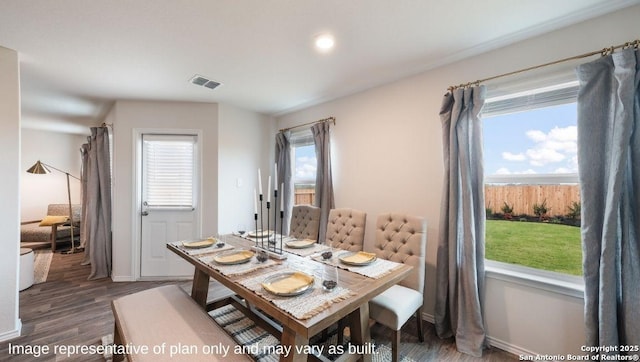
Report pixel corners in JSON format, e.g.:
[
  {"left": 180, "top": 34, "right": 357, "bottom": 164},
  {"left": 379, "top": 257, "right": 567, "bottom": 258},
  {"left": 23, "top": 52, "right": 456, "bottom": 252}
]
[
  {"left": 420, "top": 312, "right": 535, "bottom": 358},
  {"left": 486, "top": 335, "right": 536, "bottom": 357},
  {"left": 0, "top": 319, "right": 21, "bottom": 342},
  {"left": 111, "top": 275, "right": 135, "bottom": 282}
]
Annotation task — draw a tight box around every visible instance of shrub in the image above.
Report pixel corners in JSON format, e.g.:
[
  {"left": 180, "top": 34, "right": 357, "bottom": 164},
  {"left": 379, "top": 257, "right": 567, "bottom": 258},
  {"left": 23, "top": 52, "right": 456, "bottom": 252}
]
[
  {"left": 485, "top": 205, "right": 493, "bottom": 218},
  {"left": 533, "top": 199, "right": 550, "bottom": 221},
  {"left": 566, "top": 201, "right": 581, "bottom": 220},
  {"left": 501, "top": 202, "right": 514, "bottom": 220}
]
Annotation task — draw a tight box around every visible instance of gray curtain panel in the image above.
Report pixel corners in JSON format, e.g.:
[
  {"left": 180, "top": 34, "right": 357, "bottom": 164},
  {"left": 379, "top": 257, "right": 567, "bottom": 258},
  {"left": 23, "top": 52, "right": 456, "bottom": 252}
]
[
  {"left": 576, "top": 48, "right": 640, "bottom": 353},
  {"left": 435, "top": 86, "right": 487, "bottom": 357},
  {"left": 84, "top": 127, "right": 113, "bottom": 280},
  {"left": 312, "top": 122, "right": 335, "bottom": 244},
  {"left": 80, "top": 142, "right": 89, "bottom": 253},
  {"left": 275, "top": 131, "right": 293, "bottom": 235}
]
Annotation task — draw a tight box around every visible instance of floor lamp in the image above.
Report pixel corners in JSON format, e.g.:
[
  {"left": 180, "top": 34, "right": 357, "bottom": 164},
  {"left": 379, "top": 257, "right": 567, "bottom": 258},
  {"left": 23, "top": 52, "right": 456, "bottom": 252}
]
[{"left": 27, "top": 160, "right": 81, "bottom": 254}]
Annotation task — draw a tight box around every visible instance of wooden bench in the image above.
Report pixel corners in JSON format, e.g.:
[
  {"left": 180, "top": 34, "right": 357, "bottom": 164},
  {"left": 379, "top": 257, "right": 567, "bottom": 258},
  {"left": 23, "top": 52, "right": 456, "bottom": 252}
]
[{"left": 111, "top": 285, "right": 252, "bottom": 361}]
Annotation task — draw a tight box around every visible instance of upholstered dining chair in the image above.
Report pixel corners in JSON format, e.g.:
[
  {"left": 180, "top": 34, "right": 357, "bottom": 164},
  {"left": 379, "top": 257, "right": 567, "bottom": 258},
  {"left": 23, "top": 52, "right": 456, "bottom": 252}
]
[
  {"left": 323, "top": 207, "right": 367, "bottom": 344},
  {"left": 366, "top": 213, "right": 427, "bottom": 362},
  {"left": 289, "top": 205, "right": 321, "bottom": 241},
  {"left": 324, "top": 208, "right": 367, "bottom": 251}
]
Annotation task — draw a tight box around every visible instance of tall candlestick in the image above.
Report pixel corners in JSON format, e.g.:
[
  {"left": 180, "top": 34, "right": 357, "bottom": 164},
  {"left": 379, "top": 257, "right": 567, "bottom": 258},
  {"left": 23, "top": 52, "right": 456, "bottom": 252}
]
[
  {"left": 254, "top": 188, "right": 257, "bottom": 214},
  {"left": 267, "top": 176, "right": 271, "bottom": 202},
  {"left": 281, "top": 183, "right": 284, "bottom": 210},
  {"left": 274, "top": 163, "right": 278, "bottom": 190},
  {"left": 258, "top": 168, "right": 262, "bottom": 195}
]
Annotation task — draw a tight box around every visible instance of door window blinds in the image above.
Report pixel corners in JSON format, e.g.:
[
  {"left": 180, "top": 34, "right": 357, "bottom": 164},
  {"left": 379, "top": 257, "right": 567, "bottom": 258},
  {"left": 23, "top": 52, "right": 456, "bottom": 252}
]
[{"left": 143, "top": 134, "right": 196, "bottom": 208}]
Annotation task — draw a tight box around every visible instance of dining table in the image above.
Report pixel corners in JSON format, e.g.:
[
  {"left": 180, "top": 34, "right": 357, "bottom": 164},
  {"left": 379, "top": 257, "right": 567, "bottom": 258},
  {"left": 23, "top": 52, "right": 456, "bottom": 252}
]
[{"left": 167, "top": 234, "right": 412, "bottom": 362}]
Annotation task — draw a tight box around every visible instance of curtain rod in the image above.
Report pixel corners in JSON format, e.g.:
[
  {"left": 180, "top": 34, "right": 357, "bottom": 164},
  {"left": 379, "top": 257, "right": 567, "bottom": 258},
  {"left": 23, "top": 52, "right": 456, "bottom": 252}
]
[
  {"left": 448, "top": 38, "right": 640, "bottom": 92},
  {"left": 279, "top": 116, "right": 336, "bottom": 133}
]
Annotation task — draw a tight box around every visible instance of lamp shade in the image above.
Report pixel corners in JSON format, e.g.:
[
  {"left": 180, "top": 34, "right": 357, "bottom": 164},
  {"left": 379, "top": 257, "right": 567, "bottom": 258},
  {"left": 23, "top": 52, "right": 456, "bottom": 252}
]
[{"left": 26, "top": 160, "right": 51, "bottom": 175}]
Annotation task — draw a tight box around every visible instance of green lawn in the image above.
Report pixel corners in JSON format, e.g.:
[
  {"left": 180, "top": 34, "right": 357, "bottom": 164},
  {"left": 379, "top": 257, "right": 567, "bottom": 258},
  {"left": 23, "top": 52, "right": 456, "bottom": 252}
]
[{"left": 485, "top": 220, "right": 583, "bottom": 276}]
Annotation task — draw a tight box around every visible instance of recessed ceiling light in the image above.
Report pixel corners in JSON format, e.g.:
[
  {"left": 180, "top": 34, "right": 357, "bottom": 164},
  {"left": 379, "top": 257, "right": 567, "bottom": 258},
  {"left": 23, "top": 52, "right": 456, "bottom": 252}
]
[{"left": 314, "top": 34, "right": 335, "bottom": 52}]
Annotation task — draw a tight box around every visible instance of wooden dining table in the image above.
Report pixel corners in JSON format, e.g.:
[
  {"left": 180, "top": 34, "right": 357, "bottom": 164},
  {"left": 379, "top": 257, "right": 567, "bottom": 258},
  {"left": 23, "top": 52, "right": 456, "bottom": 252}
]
[{"left": 167, "top": 235, "right": 412, "bottom": 362}]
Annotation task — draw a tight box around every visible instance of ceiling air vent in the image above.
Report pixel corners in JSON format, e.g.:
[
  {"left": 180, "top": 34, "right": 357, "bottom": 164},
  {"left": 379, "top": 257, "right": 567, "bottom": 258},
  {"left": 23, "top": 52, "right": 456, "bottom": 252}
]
[{"left": 190, "top": 74, "right": 222, "bottom": 90}]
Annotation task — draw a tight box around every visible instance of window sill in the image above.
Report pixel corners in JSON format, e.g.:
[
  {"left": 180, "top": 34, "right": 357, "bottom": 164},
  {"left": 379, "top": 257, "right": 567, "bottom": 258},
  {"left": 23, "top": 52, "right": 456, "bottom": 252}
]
[{"left": 485, "top": 260, "right": 584, "bottom": 299}]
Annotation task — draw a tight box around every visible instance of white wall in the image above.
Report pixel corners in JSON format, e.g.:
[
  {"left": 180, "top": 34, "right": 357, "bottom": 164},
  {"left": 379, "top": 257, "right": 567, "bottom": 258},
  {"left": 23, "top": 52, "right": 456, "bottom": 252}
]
[
  {"left": 0, "top": 46, "right": 21, "bottom": 341},
  {"left": 218, "top": 104, "right": 274, "bottom": 235},
  {"left": 276, "top": 5, "right": 640, "bottom": 356},
  {"left": 110, "top": 100, "right": 219, "bottom": 281},
  {"left": 20, "top": 129, "right": 86, "bottom": 221}
]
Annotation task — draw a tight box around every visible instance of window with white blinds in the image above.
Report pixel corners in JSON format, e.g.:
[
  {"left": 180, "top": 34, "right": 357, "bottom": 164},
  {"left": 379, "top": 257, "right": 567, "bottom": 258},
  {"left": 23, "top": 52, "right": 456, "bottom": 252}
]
[{"left": 142, "top": 134, "right": 196, "bottom": 208}]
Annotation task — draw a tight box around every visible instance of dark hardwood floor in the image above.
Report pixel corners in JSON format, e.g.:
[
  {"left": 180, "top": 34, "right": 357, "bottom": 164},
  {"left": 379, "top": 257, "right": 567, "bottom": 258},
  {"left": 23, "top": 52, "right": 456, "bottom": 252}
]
[{"left": 1, "top": 251, "right": 517, "bottom": 361}]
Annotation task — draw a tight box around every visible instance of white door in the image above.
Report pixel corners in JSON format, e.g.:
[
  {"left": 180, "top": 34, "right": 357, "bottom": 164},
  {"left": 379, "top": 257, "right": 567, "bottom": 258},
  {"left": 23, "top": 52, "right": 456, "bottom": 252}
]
[{"left": 140, "top": 134, "right": 199, "bottom": 278}]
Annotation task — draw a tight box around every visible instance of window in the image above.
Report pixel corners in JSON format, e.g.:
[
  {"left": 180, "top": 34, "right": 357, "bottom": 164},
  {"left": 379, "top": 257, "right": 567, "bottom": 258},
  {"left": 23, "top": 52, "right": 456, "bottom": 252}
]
[
  {"left": 290, "top": 130, "right": 316, "bottom": 205},
  {"left": 142, "top": 134, "right": 197, "bottom": 208},
  {"left": 483, "top": 80, "right": 582, "bottom": 280}
]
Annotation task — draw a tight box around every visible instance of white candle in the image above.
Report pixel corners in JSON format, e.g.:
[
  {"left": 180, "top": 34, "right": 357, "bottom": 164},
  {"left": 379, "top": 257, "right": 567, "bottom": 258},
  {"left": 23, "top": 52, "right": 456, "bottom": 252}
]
[
  {"left": 267, "top": 176, "right": 271, "bottom": 202},
  {"left": 258, "top": 168, "right": 262, "bottom": 195},
  {"left": 280, "top": 183, "right": 284, "bottom": 210},
  {"left": 254, "top": 189, "right": 257, "bottom": 214},
  {"left": 274, "top": 163, "right": 278, "bottom": 190}
]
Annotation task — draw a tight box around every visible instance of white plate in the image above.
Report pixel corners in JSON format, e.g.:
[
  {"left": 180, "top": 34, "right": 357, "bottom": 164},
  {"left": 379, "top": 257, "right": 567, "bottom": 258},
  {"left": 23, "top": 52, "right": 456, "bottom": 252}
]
[
  {"left": 338, "top": 252, "right": 377, "bottom": 266},
  {"left": 284, "top": 239, "right": 316, "bottom": 249},
  {"left": 247, "top": 229, "right": 274, "bottom": 238},
  {"left": 212, "top": 250, "right": 254, "bottom": 265},
  {"left": 261, "top": 272, "right": 314, "bottom": 297},
  {"left": 182, "top": 239, "right": 215, "bottom": 249}
]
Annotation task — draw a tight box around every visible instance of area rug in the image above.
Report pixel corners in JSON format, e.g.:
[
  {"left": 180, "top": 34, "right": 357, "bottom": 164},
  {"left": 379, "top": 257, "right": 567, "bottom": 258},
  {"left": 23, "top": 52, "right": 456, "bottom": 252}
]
[
  {"left": 33, "top": 250, "right": 53, "bottom": 284},
  {"left": 102, "top": 304, "right": 415, "bottom": 361},
  {"left": 208, "top": 304, "right": 416, "bottom": 362}
]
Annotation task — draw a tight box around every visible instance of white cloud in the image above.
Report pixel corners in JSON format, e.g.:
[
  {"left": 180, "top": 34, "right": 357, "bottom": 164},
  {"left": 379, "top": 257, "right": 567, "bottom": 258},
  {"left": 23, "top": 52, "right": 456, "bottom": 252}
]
[
  {"left": 295, "top": 156, "right": 317, "bottom": 180},
  {"left": 495, "top": 167, "right": 511, "bottom": 175},
  {"left": 502, "top": 152, "right": 526, "bottom": 161},
  {"left": 522, "top": 126, "right": 577, "bottom": 168},
  {"left": 526, "top": 147, "right": 565, "bottom": 165},
  {"left": 522, "top": 169, "right": 537, "bottom": 174},
  {"left": 526, "top": 130, "right": 547, "bottom": 142}
]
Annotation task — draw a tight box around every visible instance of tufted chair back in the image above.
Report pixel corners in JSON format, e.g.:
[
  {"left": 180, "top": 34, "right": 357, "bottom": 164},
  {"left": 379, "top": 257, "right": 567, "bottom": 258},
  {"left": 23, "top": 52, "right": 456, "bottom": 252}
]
[
  {"left": 370, "top": 213, "right": 426, "bottom": 293},
  {"left": 325, "top": 208, "right": 367, "bottom": 251},
  {"left": 289, "top": 205, "right": 321, "bottom": 240}
]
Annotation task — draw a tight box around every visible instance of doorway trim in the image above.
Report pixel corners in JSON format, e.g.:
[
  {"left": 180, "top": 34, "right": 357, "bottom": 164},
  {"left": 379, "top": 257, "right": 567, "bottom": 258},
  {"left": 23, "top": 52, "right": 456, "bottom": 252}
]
[{"left": 131, "top": 128, "right": 203, "bottom": 280}]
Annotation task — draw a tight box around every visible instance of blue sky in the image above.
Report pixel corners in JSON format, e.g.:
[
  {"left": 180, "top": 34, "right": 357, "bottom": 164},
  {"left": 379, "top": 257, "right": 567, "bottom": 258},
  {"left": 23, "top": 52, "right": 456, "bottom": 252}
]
[
  {"left": 294, "top": 144, "right": 316, "bottom": 182},
  {"left": 483, "top": 102, "right": 578, "bottom": 175}
]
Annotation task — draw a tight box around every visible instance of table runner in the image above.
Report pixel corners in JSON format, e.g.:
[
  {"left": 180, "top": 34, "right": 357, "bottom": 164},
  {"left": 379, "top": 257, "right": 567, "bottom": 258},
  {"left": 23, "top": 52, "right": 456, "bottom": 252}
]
[
  {"left": 238, "top": 267, "right": 355, "bottom": 320},
  {"left": 235, "top": 234, "right": 330, "bottom": 257},
  {"left": 312, "top": 250, "right": 403, "bottom": 279}
]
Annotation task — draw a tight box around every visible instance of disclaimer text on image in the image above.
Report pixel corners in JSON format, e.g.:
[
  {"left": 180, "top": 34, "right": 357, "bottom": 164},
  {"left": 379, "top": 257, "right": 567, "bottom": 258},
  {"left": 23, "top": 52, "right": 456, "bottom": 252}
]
[{"left": 519, "top": 345, "right": 640, "bottom": 362}]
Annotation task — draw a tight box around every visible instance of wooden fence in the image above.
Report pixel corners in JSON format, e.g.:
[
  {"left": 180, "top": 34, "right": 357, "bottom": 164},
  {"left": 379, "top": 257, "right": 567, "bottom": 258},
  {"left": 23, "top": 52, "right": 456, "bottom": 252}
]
[
  {"left": 485, "top": 184, "right": 580, "bottom": 217},
  {"left": 294, "top": 188, "right": 315, "bottom": 205},
  {"left": 295, "top": 185, "right": 580, "bottom": 218}
]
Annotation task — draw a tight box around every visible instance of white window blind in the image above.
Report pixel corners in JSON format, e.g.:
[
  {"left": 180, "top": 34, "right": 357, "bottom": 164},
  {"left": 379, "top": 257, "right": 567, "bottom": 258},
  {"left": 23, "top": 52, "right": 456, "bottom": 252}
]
[
  {"left": 143, "top": 134, "right": 196, "bottom": 208},
  {"left": 483, "top": 81, "right": 579, "bottom": 118}
]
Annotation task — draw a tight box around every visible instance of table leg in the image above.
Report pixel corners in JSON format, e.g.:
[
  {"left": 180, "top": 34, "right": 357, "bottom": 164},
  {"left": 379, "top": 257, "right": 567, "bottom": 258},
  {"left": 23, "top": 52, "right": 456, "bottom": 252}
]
[
  {"left": 348, "top": 303, "right": 372, "bottom": 362},
  {"left": 281, "top": 326, "right": 308, "bottom": 362},
  {"left": 190, "top": 268, "right": 210, "bottom": 308}
]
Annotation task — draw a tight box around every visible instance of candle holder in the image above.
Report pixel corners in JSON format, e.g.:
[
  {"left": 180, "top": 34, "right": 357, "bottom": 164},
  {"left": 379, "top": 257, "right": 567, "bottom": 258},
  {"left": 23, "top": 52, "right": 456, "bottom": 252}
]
[{"left": 251, "top": 186, "right": 285, "bottom": 258}]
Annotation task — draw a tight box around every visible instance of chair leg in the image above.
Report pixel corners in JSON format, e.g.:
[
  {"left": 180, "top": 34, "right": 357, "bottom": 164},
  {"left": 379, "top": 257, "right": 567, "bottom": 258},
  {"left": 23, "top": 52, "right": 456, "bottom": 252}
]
[
  {"left": 416, "top": 307, "right": 424, "bottom": 342},
  {"left": 392, "top": 329, "right": 400, "bottom": 362}
]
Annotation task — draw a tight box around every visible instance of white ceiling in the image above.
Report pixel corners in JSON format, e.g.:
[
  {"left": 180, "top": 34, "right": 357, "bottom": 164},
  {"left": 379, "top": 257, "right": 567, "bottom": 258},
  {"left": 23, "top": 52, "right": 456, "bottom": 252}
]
[{"left": 1, "top": 0, "right": 638, "bottom": 133}]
